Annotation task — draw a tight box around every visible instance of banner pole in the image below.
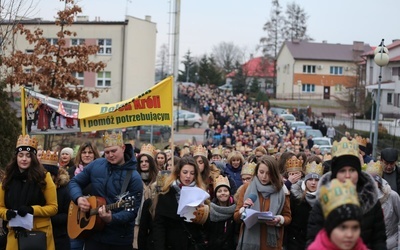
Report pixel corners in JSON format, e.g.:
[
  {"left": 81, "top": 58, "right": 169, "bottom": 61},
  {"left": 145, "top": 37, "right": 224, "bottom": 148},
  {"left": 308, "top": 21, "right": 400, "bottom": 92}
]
[
  {"left": 21, "top": 87, "right": 26, "bottom": 135},
  {"left": 171, "top": 76, "right": 175, "bottom": 166}
]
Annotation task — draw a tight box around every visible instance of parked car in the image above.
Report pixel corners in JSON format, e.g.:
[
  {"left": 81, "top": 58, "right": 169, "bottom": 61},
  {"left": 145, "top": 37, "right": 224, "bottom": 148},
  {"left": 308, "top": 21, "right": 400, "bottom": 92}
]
[
  {"left": 279, "top": 114, "right": 296, "bottom": 124},
  {"left": 296, "top": 125, "right": 312, "bottom": 133},
  {"left": 305, "top": 129, "right": 323, "bottom": 138},
  {"left": 139, "top": 125, "right": 171, "bottom": 143},
  {"left": 289, "top": 121, "right": 306, "bottom": 131},
  {"left": 174, "top": 112, "right": 203, "bottom": 128},
  {"left": 312, "top": 137, "right": 332, "bottom": 147},
  {"left": 319, "top": 145, "right": 332, "bottom": 155},
  {"left": 270, "top": 107, "right": 288, "bottom": 115}
]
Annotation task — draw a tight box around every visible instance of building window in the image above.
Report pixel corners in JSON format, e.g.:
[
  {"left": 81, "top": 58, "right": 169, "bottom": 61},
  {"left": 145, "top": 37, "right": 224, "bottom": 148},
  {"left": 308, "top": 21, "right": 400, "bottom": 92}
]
[
  {"left": 71, "top": 39, "right": 85, "bottom": 46},
  {"left": 330, "top": 66, "right": 343, "bottom": 75},
  {"left": 97, "top": 39, "right": 112, "bottom": 55},
  {"left": 302, "top": 65, "right": 316, "bottom": 74},
  {"left": 334, "top": 84, "right": 343, "bottom": 92},
  {"left": 387, "top": 93, "right": 393, "bottom": 105},
  {"left": 302, "top": 84, "right": 315, "bottom": 92},
  {"left": 97, "top": 71, "right": 111, "bottom": 87},
  {"left": 46, "top": 38, "right": 58, "bottom": 45},
  {"left": 73, "top": 72, "right": 84, "bottom": 86}
]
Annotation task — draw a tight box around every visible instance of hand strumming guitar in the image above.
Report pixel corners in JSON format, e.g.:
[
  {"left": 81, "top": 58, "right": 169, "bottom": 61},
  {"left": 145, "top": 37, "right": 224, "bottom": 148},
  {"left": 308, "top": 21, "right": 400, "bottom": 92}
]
[
  {"left": 77, "top": 197, "right": 91, "bottom": 212},
  {"left": 98, "top": 205, "right": 112, "bottom": 223}
]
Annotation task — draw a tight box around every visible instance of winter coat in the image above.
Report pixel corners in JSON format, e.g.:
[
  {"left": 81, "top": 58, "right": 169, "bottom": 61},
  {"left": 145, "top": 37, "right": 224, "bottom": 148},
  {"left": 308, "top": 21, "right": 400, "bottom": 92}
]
[
  {"left": 233, "top": 182, "right": 292, "bottom": 250},
  {"left": 224, "top": 163, "right": 243, "bottom": 190},
  {"left": 286, "top": 180, "right": 313, "bottom": 250},
  {"left": 69, "top": 149, "right": 143, "bottom": 246},
  {"left": 152, "top": 188, "right": 207, "bottom": 250},
  {"left": 306, "top": 171, "right": 387, "bottom": 250},
  {"left": 308, "top": 229, "right": 367, "bottom": 250},
  {"left": 138, "top": 198, "right": 153, "bottom": 250},
  {"left": 379, "top": 179, "right": 400, "bottom": 250},
  {"left": 383, "top": 165, "right": 400, "bottom": 195},
  {"left": 0, "top": 172, "right": 58, "bottom": 250}
]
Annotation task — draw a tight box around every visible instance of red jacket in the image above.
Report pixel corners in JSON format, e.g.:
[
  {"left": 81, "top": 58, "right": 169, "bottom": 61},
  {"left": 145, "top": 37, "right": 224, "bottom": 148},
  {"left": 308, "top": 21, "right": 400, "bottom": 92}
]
[{"left": 308, "top": 229, "right": 367, "bottom": 250}]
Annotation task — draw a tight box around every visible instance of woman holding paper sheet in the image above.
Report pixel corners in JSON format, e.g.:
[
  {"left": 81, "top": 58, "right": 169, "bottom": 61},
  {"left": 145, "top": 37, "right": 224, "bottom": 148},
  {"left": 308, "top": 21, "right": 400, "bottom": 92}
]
[
  {"left": 0, "top": 135, "right": 57, "bottom": 250},
  {"left": 152, "top": 156, "right": 209, "bottom": 249},
  {"left": 234, "top": 155, "right": 291, "bottom": 250}
]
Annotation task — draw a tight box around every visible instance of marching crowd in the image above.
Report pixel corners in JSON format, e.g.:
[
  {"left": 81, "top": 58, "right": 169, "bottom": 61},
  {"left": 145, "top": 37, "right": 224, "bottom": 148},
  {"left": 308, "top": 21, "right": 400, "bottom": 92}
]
[{"left": 0, "top": 84, "right": 398, "bottom": 250}]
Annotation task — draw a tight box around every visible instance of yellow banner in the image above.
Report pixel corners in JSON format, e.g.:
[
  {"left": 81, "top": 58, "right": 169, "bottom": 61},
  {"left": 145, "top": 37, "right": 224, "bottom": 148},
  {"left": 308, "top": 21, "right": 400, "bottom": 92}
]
[{"left": 78, "top": 76, "right": 173, "bottom": 132}]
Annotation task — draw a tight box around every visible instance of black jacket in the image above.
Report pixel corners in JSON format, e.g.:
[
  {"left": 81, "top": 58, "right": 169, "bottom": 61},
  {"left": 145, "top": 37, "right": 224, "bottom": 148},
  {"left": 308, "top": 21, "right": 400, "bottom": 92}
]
[
  {"left": 51, "top": 185, "right": 71, "bottom": 250},
  {"left": 285, "top": 180, "right": 313, "bottom": 250},
  {"left": 382, "top": 165, "right": 400, "bottom": 195},
  {"left": 306, "top": 172, "right": 387, "bottom": 250},
  {"left": 152, "top": 188, "right": 206, "bottom": 250}
]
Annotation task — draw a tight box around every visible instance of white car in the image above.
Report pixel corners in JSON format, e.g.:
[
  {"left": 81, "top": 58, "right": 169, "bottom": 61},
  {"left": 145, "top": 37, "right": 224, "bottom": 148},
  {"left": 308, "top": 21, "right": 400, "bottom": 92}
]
[
  {"left": 279, "top": 114, "right": 296, "bottom": 124},
  {"left": 174, "top": 112, "right": 203, "bottom": 128},
  {"left": 312, "top": 137, "right": 332, "bottom": 147}
]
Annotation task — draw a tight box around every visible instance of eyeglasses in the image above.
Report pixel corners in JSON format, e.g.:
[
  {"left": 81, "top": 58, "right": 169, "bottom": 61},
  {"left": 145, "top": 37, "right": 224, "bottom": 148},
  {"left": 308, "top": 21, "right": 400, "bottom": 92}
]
[{"left": 241, "top": 177, "right": 252, "bottom": 182}]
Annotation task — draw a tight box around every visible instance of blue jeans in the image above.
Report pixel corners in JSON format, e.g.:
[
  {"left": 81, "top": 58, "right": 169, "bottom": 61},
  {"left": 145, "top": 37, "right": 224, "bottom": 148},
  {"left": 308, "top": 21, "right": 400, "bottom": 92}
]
[{"left": 70, "top": 238, "right": 84, "bottom": 250}]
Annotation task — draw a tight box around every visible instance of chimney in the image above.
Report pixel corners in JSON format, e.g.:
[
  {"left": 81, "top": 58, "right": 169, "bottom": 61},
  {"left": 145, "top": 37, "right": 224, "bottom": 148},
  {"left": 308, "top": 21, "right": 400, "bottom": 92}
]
[
  {"left": 76, "top": 15, "right": 89, "bottom": 22},
  {"left": 352, "top": 41, "right": 364, "bottom": 51},
  {"left": 322, "top": 40, "right": 327, "bottom": 43},
  {"left": 145, "top": 15, "right": 151, "bottom": 22}
]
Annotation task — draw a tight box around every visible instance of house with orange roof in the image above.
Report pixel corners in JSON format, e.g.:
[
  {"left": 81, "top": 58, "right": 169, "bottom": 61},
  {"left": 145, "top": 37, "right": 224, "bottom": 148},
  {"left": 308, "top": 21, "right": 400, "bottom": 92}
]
[
  {"left": 365, "top": 39, "right": 400, "bottom": 119},
  {"left": 276, "top": 40, "right": 371, "bottom": 101}
]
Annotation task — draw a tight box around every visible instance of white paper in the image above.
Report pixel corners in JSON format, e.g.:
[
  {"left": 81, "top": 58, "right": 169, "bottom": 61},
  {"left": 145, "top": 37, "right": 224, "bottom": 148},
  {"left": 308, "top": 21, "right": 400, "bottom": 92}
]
[
  {"left": 243, "top": 209, "right": 274, "bottom": 228},
  {"left": 177, "top": 186, "right": 210, "bottom": 222},
  {"left": 9, "top": 212, "right": 34, "bottom": 230}
]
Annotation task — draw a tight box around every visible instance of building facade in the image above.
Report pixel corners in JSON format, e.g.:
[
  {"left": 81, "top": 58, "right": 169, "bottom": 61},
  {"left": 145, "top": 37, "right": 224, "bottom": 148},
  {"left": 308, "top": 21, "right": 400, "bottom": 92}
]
[{"left": 0, "top": 15, "right": 157, "bottom": 104}]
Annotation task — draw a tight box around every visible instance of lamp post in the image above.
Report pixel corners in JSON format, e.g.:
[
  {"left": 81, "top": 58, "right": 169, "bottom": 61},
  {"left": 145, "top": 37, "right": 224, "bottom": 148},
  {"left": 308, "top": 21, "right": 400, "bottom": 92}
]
[
  {"left": 297, "top": 80, "right": 302, "bottom": 118},
  {"left": 372, "top": 39, "right": 390, "bottom": 159}
]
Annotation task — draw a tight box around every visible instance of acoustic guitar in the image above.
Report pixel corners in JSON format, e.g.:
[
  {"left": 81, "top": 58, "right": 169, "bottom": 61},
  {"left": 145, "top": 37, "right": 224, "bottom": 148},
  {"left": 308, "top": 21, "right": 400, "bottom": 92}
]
[{"left": 67, "top": 195, "right": 135, "bottom": 239}]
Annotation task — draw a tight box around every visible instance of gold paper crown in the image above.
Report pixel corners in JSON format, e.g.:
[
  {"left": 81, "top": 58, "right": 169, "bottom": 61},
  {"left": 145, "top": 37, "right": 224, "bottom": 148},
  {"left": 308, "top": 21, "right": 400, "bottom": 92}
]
[
  {"left": 193, "top": 145, "right": 208, "bottom": 158},
  {"left": 241, "top": 162, "right": 257, "bottom": 176},
  {"left": 331, "top": 137, "right": 359, "bottom": 159},
  {"left": 40, "top": 150, "right": 59, "bottom": 166},
  {"left": 364, "top": 160, "right": 383, "bottom": 177},
  {"left": 320, "top": 179, "right": 359, "bottom": 218},
  {"left": 285, "top": 155, "right": 303, "bottom": 172},
  {"left": 214, "top": 175, "right": 230, "bottom": 191},
  {"left": 267, "top": 147, "right": 275, "bottom": 154},
  {"left": 140, "top": 144, "right": 157, "bottom": 159},
  {"left": 16, "top": 135, "right": 38, "bottom": 151},
  {"left": 211, "top": 147, "right": 223, "bottom": 156},
  {"left": 180, "top": 147, "right": 191, "bottom": 157},
  {"left": 156, "top": 170, "right": 171, "bottom": 189},
  {"left": 355, "top": 136, "right": 367, "bottom": 147},
  {"left": 191, "top": 204, "right": 210, "bottom": 225},
  {"left": 103, "top": 131, "right": 124, "bottom": 147},
  {"left": 305, "top": 161, "right": 324, "bottom": 176}
]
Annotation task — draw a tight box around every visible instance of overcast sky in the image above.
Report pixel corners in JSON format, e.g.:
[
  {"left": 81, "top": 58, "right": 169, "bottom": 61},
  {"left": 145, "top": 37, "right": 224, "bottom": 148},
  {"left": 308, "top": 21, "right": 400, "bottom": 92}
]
[{"left": 35, "top": 0, "right": 398, "bottom": 60}]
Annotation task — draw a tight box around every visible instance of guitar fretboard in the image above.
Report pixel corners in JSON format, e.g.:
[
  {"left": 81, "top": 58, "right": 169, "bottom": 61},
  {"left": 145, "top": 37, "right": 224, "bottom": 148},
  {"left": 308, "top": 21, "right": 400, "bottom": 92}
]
[{"left": 90, "top": 201, "right": 123, "bottom": 216}]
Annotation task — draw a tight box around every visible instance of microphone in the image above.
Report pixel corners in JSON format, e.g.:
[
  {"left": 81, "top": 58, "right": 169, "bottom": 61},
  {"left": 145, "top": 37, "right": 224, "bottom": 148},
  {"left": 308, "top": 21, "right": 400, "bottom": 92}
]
[{"left": 241, "top": 193, "right": 257, "bottom": 220}]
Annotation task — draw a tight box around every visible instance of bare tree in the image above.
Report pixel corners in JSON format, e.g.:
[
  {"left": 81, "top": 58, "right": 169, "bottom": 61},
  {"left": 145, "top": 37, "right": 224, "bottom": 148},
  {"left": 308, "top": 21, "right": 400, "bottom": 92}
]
[
  {"left": 1, "top": 0, "right": 106, "bottom": 102},
  {"left": 283, "top": 2, "right": 312, "bottom": 41},
  {"left": 156, "top": 43, "right": 169, "bottom": 80},
  {"left": 212, "top": 41, "right": 243, "bottom": 74}
]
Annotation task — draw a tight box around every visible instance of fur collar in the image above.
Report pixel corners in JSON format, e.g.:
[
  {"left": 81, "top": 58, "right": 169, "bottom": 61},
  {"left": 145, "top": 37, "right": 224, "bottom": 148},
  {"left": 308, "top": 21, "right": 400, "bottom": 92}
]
[{"left": 317, "top": 172, "right": 379, "bottom": 214}]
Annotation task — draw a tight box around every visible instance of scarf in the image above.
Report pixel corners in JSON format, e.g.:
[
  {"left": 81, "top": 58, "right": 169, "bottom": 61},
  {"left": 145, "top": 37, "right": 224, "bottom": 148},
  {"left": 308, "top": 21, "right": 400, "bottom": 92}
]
[
  {"left": 238, "top": 177, "right": 285, "bottom": 249},
  {"left": 301, "top": 180, "right": 318, "bottom": 207},
  {"left": 141, "top": 172, "right": 150, "bottom": 182},
  {"left": 74, "top": 164, "right": 84, "bottom": 176},
  {"left": 210, "top": 202, "right": 236, "bottom": 222},
  {"left": 171, "top": 179, "right": 196, "bottom": 202}
]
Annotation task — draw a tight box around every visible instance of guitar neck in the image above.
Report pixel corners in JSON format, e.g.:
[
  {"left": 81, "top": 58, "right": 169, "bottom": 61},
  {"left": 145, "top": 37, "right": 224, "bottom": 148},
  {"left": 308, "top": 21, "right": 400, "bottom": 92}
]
[{"left": 90, "top": 201, "right": 122, "bottom": 216}]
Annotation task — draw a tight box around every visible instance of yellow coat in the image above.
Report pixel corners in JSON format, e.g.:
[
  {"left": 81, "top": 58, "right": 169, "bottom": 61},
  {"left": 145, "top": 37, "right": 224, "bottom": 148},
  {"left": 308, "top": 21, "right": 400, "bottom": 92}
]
[{"left": 0, "top": 172, "right": 58, "bottom": 250}]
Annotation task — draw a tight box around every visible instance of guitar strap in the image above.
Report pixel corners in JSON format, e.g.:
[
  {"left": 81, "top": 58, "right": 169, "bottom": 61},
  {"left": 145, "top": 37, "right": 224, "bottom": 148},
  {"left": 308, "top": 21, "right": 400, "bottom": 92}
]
[{"left": 120, "top": 169, "right": 133, "bottom": 195}]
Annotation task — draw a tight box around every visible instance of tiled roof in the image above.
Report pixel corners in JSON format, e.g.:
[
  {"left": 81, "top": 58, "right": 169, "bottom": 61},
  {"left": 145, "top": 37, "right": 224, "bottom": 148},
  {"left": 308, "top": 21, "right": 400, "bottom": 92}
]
[
  {"left": 284, "top": 40, "right": 371, "bottom": 62},
  {"left": 226, "top": 57, "right": 275, "bottom": 78}
]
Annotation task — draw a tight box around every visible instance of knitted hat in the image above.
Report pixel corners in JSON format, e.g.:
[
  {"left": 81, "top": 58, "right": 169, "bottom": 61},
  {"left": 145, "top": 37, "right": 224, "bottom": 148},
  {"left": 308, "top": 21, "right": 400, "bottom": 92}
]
[
  {"left": 331, "top": 137, "right": 361, "bottom": 178},
  {"left": 60, "top": 147, "right": 74, "bottom": 157},
  {"left": 325, "top": 203, "right": 362, "bottom": 236}
]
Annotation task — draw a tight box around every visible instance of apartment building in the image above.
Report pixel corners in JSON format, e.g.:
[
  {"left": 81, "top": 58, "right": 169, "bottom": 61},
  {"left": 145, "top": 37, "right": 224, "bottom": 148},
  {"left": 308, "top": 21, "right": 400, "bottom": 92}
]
[
  {"left": 0, "top": 15, "right": 157, "bottom": 104},
  {"left": 276, "top": 40, "right": 371, "bottom": 101}
]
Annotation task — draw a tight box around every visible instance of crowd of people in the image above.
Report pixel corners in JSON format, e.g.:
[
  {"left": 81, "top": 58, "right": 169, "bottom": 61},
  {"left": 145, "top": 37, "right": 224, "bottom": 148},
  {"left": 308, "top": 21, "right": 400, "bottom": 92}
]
[{"left": 0, "top": 84, "right": 398, "bottom": 250}]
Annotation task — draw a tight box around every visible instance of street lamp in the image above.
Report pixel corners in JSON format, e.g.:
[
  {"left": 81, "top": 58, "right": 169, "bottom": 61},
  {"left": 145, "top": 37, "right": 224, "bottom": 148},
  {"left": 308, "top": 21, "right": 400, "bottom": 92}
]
[
  {"left": 297, "top": 80, "right": 302, "bottom": 118},
  {"left": 372, "top": 39, "right": 390, "bottom": 159}
]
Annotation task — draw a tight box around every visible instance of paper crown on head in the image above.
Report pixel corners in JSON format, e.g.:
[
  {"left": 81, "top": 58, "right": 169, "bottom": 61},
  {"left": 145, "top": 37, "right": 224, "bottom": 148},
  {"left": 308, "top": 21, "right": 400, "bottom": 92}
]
[
  {"left": 103, "top": 131, "right": 124, "bottom": 147},
  {"left": 40, "top": 150, "right": 59, "bottom": 166},
  {"left": 180, "top": 147, "right": 191, "bottom": 157},
  {"left": 211, "top": 147, "right": 223, "bottom": 156},
  {"left": 305, "top": 161, "right": 324, "bottom": 176},
  {"left": 355, "top": 136, "right": 367, "bottom": 147},
  {"left": 331, "top": 137, "right": 359, "bottom": 159},
  {"left": 267, "top": 147, "right": 276, "bottom": 154},
  {"left": 193, "top": 145, "right": 208, "bottom": 158},
  {"left": 364, "top": 160, "right": 383, "bottom": 177},
  {"left": 213, "top": 175, "right": 230, "bottom": 191},
  {"left": 241, "top": 162, "right": 257, "bottom": 176},
  {"left": 285, "top": 155, "right": 303, "bottom": 172},
  {"left": 16, "top": 135, "right": 38, "bottom": 154},
  {"left": 319, "top": 179, "right": 360, "bottom": 218},
  {"left": 140, "top": 144, "right": 157, "bottom": 159},
  {"left": 156, "top": 170, "right": 171, "bottom": 190}
]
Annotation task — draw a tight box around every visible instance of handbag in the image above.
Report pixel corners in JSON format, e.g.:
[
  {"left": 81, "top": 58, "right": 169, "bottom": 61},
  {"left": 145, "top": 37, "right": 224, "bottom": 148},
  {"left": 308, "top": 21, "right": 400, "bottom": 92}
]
[{"left": 17, "top": 230, "right": 47, "bottom": 250}]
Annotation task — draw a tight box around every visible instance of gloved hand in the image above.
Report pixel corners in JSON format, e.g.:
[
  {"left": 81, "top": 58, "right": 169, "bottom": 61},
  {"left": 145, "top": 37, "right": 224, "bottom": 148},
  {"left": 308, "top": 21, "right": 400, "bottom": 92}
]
[
  {"left": 6, "top": 209, "right": 17, "bottom": 220},
  {"left": 17, "top": 206, "right": 33, "bottom": 217}
]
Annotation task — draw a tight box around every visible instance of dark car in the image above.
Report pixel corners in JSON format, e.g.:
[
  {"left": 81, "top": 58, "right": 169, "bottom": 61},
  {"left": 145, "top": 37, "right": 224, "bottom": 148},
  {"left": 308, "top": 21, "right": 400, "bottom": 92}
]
[{"left": 139, "top": 125, "right": 171, "bottom": 143}]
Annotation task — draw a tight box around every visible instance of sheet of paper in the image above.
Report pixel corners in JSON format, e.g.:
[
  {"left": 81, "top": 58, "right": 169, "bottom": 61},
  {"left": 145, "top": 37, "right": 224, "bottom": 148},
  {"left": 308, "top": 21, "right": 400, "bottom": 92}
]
[
  {"left": 9, "top": 212, "right": 34, "bottom": 230},
  {"left": 243, "top": 209, "right": 274, "bottom": 228},
  {"left": 177, "top": 186, "right": 210, "bottom": 222}
]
